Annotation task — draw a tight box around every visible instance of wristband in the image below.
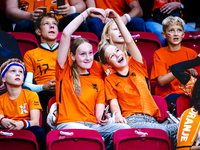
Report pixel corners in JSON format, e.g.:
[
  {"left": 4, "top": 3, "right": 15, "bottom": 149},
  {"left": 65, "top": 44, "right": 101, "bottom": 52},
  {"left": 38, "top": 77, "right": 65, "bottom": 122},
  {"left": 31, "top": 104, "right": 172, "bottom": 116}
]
[
  {"left": 124, "top": 13, "right": 131, "bottom": 23},
  {"left": 71, "top": 6, "right": 76, "bottom": 14},
  {"left": 0, "top": 117, "right": 5, "bottom": 125},
  {"left": 86, "top": 9, "right": 90, "bottom": 16},
  {"left": 21, "top": 119, "right": 30, "bottom": 129}
]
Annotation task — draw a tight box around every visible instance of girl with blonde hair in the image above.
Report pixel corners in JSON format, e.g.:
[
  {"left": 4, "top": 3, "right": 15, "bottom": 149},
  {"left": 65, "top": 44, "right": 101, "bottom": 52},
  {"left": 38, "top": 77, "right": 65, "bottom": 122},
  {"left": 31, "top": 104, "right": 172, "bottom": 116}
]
[{"left": 55, "top": 8, "right": 130, "bottom": 150}]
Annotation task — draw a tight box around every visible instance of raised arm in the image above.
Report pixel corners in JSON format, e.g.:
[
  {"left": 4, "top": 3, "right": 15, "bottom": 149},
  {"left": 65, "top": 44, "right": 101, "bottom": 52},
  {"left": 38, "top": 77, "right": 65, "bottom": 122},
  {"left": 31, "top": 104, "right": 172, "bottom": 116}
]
[
  {"left": 106, "top": 9, "right": 143, "bottom": 63},
  {"left": 57, "top": 8, "right": 106, "bottom": 68}
]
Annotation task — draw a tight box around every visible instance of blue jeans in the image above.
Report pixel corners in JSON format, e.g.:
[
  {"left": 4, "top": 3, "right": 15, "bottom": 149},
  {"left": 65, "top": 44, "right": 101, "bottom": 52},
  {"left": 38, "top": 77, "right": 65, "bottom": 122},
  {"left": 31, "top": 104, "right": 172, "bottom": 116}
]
[
  {"left": 145, "top": 19, "right": 196, "bottom": 47},
  {"left": 14, "top": 13, "right": 90, "bottom": 34},
  {"left": 56, "top": 122, "right": 130, "bottom": 150},
  {"left": 165, "top": 93, "right": 185, "bottom": 104},
  {"left": 88, "top": 17, "right": 146, "bottom": 41},
  {"left": 26, "top": 126, "right": 46, "bottom": 150}
]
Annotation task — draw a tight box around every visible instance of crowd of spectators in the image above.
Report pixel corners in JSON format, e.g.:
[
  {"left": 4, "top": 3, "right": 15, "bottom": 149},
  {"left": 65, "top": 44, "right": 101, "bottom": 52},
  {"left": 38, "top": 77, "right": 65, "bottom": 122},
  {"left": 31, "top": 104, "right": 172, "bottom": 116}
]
[{"left": 0, "top": 0, "right": 200, "bottom": 150}]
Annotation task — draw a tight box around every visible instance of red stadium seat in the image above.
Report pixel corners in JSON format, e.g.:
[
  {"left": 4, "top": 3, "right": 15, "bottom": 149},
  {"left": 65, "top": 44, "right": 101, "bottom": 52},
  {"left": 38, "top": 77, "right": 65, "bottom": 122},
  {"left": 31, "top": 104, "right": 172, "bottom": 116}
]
[
  {"left": 113, "top": 128, "right": 172, "bottom": 150},
  {"left": 7, "top": 32, "right": 39, "bottom": 58},
  {"left": 46, "top": 129, "right": 105, "bottom": 150},
  {"left": 152, "top": 95, "right": 169, "bottom": 121},
  {"left": 0, "top": 129, "right": 38, "bottom": 150},
  {"left": 48, "top": 96, "right": 56, "bottom": 113},
  {"left": 176, "top": 95, "right": 191, "bottom": 118},
  {"left": 182, "top": 31, "right": 200, "bottom": 54}
]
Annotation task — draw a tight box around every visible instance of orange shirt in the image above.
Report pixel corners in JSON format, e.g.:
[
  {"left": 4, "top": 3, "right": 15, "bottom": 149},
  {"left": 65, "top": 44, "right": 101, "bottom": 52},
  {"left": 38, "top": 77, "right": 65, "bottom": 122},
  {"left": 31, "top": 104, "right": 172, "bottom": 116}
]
[
  {"left": 105, "top": 58, "right": 160, "bottom": 118},
  {"left": 151, "top": 46, "right": 197, "bottom": 98},
  {"left": 19, "top": 0, "right": 69, "bottom": 14},
  {"left": 0, "top": 89, "right": 42, "bottom": 121},
  {"left": 23, "top": 47, "right": 58, "bottom": 85},
  {"left": 55, "top": 60, "right": 106, "bottom": 124},
  {"left": 91, "top": 55, "right": 144, "bottom": 79},
  {"left": 95, "top": 0, "right": 138, "bottom": 16}
]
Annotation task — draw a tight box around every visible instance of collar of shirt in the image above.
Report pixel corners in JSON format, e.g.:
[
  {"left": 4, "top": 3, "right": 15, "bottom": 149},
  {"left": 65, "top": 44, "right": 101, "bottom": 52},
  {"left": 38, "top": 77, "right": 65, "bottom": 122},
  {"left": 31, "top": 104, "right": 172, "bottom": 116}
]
[{"left": 40, "top": 43, "right": 59, "bottom": 51}]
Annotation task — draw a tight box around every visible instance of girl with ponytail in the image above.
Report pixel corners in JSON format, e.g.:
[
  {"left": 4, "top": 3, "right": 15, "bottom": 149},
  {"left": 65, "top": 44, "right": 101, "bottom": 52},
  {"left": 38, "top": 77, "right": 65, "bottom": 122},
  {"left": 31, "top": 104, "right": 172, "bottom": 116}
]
[{"left": 55, "top": 8, "right": 130, "bottom": 150}]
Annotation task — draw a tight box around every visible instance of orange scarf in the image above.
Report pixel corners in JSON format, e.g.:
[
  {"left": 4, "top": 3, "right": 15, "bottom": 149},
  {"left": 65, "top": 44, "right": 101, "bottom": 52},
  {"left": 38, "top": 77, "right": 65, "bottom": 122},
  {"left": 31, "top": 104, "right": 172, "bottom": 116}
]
[{"left": 177, "top": 108, "right": 200, "bottom": 150}]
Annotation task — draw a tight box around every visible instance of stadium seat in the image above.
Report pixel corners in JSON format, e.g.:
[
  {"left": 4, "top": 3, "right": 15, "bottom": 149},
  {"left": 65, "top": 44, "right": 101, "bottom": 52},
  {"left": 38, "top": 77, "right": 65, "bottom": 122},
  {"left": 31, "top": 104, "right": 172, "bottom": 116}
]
[
  {"left": 56, "top": 32, "right": 99, "bottom": 54},
  {"left": 48, "top": 96, "right": 56, "bottom": 113},
  {"left": 0, "top": 129, "right": 38, "bottom": 150},
  {"left": 176, "top": 95, "right": 191, "bottom": 118},
  {"left": 7, "top": 32, "right": 39, "bottom": 58},
  {"left": 130, "top": 32, "right": 162, "bottom": 94},
  {"left": 152, "top": 95, "right": 169, "bottom": 121},
  {"left": 130, "top": 32, "right": 162, "bottom": 76},
  {"left": 46, "top": 129, "right": 105, "bottom": 150},
  {"left": 182, "top": 31, "right": 200, "bottom": 54},
  {"left": 113, "top": 128, "right": 172, "bottom": 150}
]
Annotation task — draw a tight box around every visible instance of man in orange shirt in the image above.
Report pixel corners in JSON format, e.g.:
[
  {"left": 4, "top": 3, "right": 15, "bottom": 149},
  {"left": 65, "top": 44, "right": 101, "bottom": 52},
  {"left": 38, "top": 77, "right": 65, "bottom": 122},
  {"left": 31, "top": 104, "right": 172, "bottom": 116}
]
[
  {"left": 151, "top": 16, "right": 198, "bottom": 107},
  {"left": 5, "top": 0, "right": 88, "bottom": 34},
  {"left": 85, "top": 0, "right": 146, "bottom": 40}
]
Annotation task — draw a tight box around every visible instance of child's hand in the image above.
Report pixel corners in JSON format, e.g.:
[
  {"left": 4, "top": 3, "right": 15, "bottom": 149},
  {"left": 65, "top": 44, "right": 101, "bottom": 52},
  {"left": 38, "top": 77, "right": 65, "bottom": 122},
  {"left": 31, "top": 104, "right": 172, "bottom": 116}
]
[
  {"left": 1, "top": 118, "right": 17, "bottom": 129},
  {"left": 187, "top": 68, "right": 198, "bottom": 78},
  {"left": 97, "top": 113, "right": 109, "bottom": 126},
  {"left": 13, "top": 121, "right": 25, "bottom": 130},
  {"left": 88, "top": 8, "right": 106, "bottom": 23},
  {"left": 105, "top": 9, "right": 119, "bottom": 19},
  {"left": 115, "top": 112, "right": 127, "bottom": 124},
  {"left": 43, "top": 79, "right": 56, "bottom": 91}
]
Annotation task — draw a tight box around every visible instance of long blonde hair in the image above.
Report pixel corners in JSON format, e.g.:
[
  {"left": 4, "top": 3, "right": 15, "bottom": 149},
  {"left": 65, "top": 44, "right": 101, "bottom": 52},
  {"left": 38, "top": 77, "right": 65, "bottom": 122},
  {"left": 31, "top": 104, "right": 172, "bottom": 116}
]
[
  {"left": 70, "top": 37, "right": 91, "bottom": 97},
  {"left": 98, "top": 20, "right": 126, "bottom": 53}
]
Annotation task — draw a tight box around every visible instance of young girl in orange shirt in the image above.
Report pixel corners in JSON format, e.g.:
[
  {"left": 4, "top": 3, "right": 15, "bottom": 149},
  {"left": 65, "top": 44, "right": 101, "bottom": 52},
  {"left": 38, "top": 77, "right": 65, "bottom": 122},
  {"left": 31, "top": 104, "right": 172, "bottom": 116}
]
[
  {"left": 99, "top": 9, "right": 178, "bottom": 149},
  {"left": 55, "top": 7, "right": 130, "bottom": 150}
]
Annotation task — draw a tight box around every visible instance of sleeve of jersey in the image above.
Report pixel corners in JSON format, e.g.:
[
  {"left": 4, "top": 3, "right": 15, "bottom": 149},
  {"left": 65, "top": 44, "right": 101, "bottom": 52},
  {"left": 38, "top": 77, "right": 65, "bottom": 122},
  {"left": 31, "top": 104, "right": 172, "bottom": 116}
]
[
  {"left": 96, "top": 80, "right": 106, "bottom": 105},
  {"left": 23, "top": 51, "right": 35, "bottom": 73},
  {"left": 150, "top": 52, "right": 167, "bottom": 80},
  {"left": 55, "top": 59, "right": 70, "bottom": 81},
  {"left": 129, "top": 57, "right": 148, "bottom": 78},
  {"left": 105, "top": 77, "right": 117, "bottom": 101},
  {"left": 28, "top": 92, "right": 42, "bottom": 110}
]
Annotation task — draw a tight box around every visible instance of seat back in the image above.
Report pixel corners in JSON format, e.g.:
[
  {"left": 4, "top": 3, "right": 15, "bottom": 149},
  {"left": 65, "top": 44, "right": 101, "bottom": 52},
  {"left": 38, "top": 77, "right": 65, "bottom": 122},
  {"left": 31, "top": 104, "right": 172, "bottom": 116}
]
[
  {"left": 113, "top": 128, "right": 172, "bottom": 150},
  {"left": 130, "top": 32, "right": 161, "bottom": 75},
  {"left": 56, "top": 32, "right": 99, "bottom": 54},
  {"left": 152, "top": 95, "right": 169, "bottom": 121},
  {"left": 48, "top": 96, "right": 56, "bottom": 113},
  {"left": 0, "top": 129, "right": 38, "bottom": 150},
  {"left": 176, "top": 95, "right": 191, "bottom": 117},
  {"left": 182, "top": 31, "right": 200, "bottom": 54},
  {"left": 7, "top": 32, "right": 39, "bottom": 58},
  {"left": 46, "top": 129, "right": 105, "bottom": 150}
]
